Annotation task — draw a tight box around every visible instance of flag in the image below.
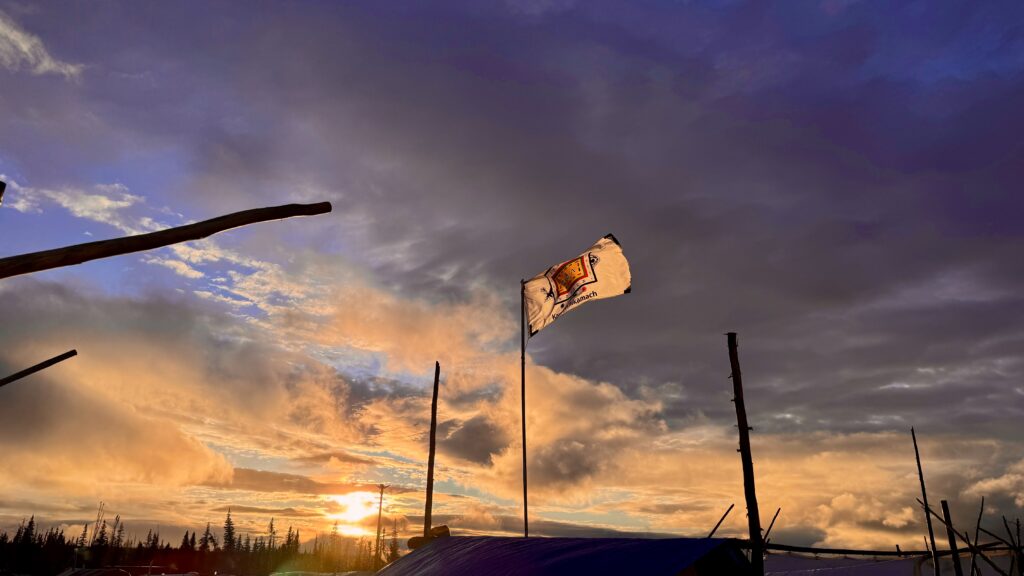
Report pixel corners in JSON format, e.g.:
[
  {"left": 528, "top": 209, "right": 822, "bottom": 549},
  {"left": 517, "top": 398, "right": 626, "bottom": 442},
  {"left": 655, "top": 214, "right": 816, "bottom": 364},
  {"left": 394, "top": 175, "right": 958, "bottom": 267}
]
[{"left": 524, "top": 234, "right": 631, "bottom": 336}]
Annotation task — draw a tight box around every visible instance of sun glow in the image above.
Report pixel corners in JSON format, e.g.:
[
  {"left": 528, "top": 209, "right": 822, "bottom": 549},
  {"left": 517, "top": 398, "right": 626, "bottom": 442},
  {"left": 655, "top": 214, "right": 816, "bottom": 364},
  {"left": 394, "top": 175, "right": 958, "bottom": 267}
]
[{"left": 328, "top": 491, "right": 380, "bottom": 523}]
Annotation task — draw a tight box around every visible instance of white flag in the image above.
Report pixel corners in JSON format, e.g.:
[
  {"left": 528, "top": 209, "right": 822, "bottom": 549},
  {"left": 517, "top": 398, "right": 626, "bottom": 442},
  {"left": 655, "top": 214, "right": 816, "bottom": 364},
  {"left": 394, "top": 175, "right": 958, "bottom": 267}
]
[{"left": 524, "top": 234, "right": 631, "bottom": 336}]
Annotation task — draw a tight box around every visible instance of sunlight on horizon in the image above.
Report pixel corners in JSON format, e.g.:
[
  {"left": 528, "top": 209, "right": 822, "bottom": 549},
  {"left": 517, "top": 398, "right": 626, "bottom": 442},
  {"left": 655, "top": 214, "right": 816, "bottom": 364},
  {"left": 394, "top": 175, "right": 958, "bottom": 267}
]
[{"left": 327, "top": 492, "right": 381, "bottom": 526}]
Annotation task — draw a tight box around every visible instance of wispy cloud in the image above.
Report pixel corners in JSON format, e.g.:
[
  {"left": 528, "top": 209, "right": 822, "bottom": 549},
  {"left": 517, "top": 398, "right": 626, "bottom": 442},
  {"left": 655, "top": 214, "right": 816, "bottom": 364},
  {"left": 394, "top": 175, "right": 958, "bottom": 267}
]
[
  {"left": 1, "top": 178, "right": 149, "bottom": 233},
  {"left": 0, "top": 9, "right": 82, "bottom": 80}
]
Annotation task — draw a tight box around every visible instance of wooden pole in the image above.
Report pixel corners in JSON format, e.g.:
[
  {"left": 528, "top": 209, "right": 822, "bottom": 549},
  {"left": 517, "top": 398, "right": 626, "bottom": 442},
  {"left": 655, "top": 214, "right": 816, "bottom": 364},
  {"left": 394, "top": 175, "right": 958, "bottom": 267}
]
[
  {"left": 423, "top": 361, "right": 440, "bottom": 538},
  {"left": 520, "top": 279, "right": 529, "bottom": 538},
  {"left": 764, "top": 507, "right": 782, "bottom": 543},
  {"left": 0, "top": 349, "right": 77, "bottom": 388},
  {"left": 0, "top": 201, "right": 332, "bottom": 280},
  {"left": 942, "top": 500, "right": 965, "bottom": 576},
  {"left": 913, "top": 427, "right": 942, "bottom": 576},
  {"left": 919, "top": 498, "right": 1010, "bottom": 576},
  {"left": 726, "top": 332, "right": 763, "bottom": 575},
  {"left": 1011, "top": 516, "right": 1019, "bottom": 573},
  {"left": 761, "top": 542, "right": 998, "bottom": 557},
  {"left": 707, "top": 503, "right": 734, "bottom": 538},
  {"left": 1005, "top": 516, "right": 1022, "bottom": 576},
  {"left": 970, "top": 497, "right": 985, "bottom": 576},
  {"left": 374, "top": 484, "right": 387, "bottom": 570},
  {"left": 0, "top": 180, "right": 6, "bottom": 206}
]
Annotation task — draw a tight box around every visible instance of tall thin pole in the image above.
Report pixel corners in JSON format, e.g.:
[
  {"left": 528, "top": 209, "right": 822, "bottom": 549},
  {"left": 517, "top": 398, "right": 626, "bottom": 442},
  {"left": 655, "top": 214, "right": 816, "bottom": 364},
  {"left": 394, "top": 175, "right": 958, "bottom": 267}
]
[
  {"left": 913, "top": 427, "right": 941, "bottom": 576},
  {"left": 423, "top": 361, "right": 441, "bottom": 538},
  {"left": 941, "top": 500, "right": 964, "bottom": 576},
  {"left": 374, "top": 484, "right": 387, "bottom": 570},
  {"left": 726, "top": 332, "right": 763, "bottom": 575},
  {"left": 0, "top": 349, "right": 77, "bottom": 388},
  {"left": 520, "top": 279, "right": 529, "bottom": 538}
]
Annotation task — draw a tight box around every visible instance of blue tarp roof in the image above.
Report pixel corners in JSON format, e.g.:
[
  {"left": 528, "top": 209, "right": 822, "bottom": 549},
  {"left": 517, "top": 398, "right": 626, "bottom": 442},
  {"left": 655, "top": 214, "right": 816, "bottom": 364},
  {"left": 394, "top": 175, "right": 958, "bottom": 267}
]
[{"left": 376, "top": 536, "right": 748, "bottom": 576}]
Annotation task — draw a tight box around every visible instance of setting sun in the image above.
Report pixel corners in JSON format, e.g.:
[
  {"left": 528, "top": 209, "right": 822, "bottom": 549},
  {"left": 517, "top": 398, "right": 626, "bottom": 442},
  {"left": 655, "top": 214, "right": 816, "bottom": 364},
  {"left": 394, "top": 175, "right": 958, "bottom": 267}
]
[{"left": 328, "top": 491, "right": 381, "bottom": 523}]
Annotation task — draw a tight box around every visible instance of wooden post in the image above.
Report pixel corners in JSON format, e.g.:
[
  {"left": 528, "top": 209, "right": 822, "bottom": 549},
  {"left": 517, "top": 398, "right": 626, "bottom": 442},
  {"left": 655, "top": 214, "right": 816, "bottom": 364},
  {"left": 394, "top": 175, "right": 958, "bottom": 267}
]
[
  {"left": 942, "top": 500, "right": 965, "bottom": 576},
  {"left": 1005, "top": 516, "right": 1022, "bottom": 576},
  {"left": 764, "top": 507, "right": 782, "bottom": 543},
  {"left": 0, "top": 349, "right": 77, "bottom": 388},
  {"left": 423, "top": 361, "right": 440, "bottom": 538},
  {"left": 919, "top": 498, "right": 1010, "bottom": 576},
  {"left": 913, "top": 427, "right": 942, "bottom": 576},
  {"left": 726, "top": 332, "right": 763, "bottom": 575},
  {"left": 707, "top": 503, "right": 734, "bottom": 538},
  {"left": 0, "top": 201, "right": 332, "bottom": 280},
  {"left": 521, "top": 279, "right": 529, "bottom": 538},
  {"left": 970, "top": 497, "right": 985, "bottom": 576}
]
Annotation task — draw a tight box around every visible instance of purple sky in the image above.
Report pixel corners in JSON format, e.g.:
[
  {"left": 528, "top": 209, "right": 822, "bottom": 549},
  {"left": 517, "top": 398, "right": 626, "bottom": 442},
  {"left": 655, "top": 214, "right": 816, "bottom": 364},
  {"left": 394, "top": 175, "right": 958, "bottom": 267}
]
[{"left": 1, "top": 0, "right": 1023, "bottom": 550}]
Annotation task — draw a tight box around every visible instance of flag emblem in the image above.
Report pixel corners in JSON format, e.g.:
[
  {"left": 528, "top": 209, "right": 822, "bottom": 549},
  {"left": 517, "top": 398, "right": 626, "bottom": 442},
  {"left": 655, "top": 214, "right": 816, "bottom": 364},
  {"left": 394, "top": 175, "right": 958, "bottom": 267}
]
[{"left": 551, "top": 255, "right": 596, "bottom": 303}]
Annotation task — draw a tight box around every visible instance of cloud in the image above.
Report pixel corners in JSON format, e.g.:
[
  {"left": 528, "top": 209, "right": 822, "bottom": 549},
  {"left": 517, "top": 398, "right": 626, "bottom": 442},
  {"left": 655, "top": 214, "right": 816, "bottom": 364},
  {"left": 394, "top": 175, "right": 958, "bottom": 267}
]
[
  {"left": 143, "top": 256, "right": 205, "bottom": 279},
  {"left": 210, "top": 505, "right": 323, "bottom": 518},
  {"left": 291, "top": 451, "right": 376, "bottom": 467},
  {"left": 964, "top": 459, "right": 1024, "bottom": 507},
  {"left": 0, "top": 9, "right": 82, "bottom": 79},
  {"left": 205, "top": 468, "right": 375, "bottom": 496},
  {"left": 0, "top": 355, "right": 233, "bottom": 493},
  {"left": 1, "top": 178, "right": 148, "bottom": 233},
  {"left": 439, "top": 415, "right": 510, "bottom": 466},
  {"left": 1, "top": 1, "right": 1023, "bottom": 548}
]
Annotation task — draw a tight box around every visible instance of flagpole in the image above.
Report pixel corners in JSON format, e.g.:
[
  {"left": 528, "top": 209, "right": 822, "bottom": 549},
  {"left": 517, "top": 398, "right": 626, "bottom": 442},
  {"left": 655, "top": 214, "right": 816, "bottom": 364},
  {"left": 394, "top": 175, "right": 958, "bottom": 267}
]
[{"left": 520, "top": 278, "right": 529, "bottom": 538}]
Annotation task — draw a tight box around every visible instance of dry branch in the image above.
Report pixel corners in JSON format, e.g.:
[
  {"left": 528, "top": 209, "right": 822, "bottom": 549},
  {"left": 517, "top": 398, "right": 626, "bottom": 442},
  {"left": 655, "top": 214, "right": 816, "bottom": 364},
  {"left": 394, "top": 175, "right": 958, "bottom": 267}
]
[
  {"left": 0, "top": 350, "right": 77, "bottom": 388},
  {"left": 764, "top": 507, "right": 782, "bottom": 543},
  {"left": 0, "top": 202, "right": 332, "bottom": 280},
  {"left": 707, "top": 503, "right": 734, "bottom": 538},
  {"left": 918, "top": 498, "right": 1010, "bottom": 576}
]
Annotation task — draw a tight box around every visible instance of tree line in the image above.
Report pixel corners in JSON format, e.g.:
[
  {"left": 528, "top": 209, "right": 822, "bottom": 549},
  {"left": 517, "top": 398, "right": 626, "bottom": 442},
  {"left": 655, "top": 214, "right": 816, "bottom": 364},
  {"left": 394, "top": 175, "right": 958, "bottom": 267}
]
[{"left": 0, "top": 509, "right": 401, "bottom": 575}]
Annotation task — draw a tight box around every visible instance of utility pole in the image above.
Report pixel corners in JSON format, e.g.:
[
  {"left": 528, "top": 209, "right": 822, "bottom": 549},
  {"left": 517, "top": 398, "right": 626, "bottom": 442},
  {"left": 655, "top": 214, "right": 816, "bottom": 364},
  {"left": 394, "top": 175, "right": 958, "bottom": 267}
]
[
  {"left": 374, "top": 484, "right": 388, "bottom": 570},
  {"left": 727, "top": 333, "right": 763, "bottom": 575}
]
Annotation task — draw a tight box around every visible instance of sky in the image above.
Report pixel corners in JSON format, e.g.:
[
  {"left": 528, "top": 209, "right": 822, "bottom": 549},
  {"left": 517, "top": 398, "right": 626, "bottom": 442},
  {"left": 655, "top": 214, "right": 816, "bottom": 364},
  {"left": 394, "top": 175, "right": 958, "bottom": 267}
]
[{"left": 1, "top": 0, "right": 1023, "bottom": 551}]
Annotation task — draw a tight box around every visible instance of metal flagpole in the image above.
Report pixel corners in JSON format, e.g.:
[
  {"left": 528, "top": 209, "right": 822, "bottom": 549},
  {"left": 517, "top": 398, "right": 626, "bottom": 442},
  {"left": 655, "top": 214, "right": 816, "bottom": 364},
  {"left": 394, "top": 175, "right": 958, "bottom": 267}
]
[{"left": 521, "top": 279, "right": 529, "bottom": 538}]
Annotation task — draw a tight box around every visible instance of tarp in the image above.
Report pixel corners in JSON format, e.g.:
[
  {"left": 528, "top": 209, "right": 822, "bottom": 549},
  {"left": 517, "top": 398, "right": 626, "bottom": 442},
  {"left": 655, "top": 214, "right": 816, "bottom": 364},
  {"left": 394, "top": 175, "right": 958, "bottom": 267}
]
[{"left": 376, "top": 536, "right": 748, "bottom": 576}]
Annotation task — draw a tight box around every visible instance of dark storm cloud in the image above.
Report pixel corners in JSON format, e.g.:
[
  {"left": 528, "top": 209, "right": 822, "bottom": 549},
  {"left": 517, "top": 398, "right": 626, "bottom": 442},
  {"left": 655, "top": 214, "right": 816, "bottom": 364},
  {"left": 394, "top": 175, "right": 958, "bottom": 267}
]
[
  {"left": 208, "top": 468, "right": 374, "bottom": 496},
  {"left": 210, "top": 505, "right": 321, "bottom": 518},
  {"left": 439, "top": 414, "right": 511, "bottom": 465},
  {"left": 56, "top": 0, "right": 1021, "bottom": 444},
  {"left": 290, "top": 451, "right": 375, "bottom": 467}
]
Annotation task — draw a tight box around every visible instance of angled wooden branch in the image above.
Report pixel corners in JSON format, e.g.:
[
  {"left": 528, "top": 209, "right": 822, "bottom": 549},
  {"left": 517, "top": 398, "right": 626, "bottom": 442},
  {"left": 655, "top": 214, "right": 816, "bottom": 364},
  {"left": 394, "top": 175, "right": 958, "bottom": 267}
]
[
  {"left": 0, "top": 350, "right": 77, "bottom": 388},
  {"left": 707, "top": 503, "right": 734, "bottom": 538},
  {"left": 0, "top": 201, "right": 332, "bottom": 280},
  {"left": 763, "top": 507, "right": 782, "bottom": 543},
  {"left": 918, "top": 498, "right": 1010, "bottom": 576},
  {"left": 760, "top": 541, "right": 1003, "bottom": 558}
]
